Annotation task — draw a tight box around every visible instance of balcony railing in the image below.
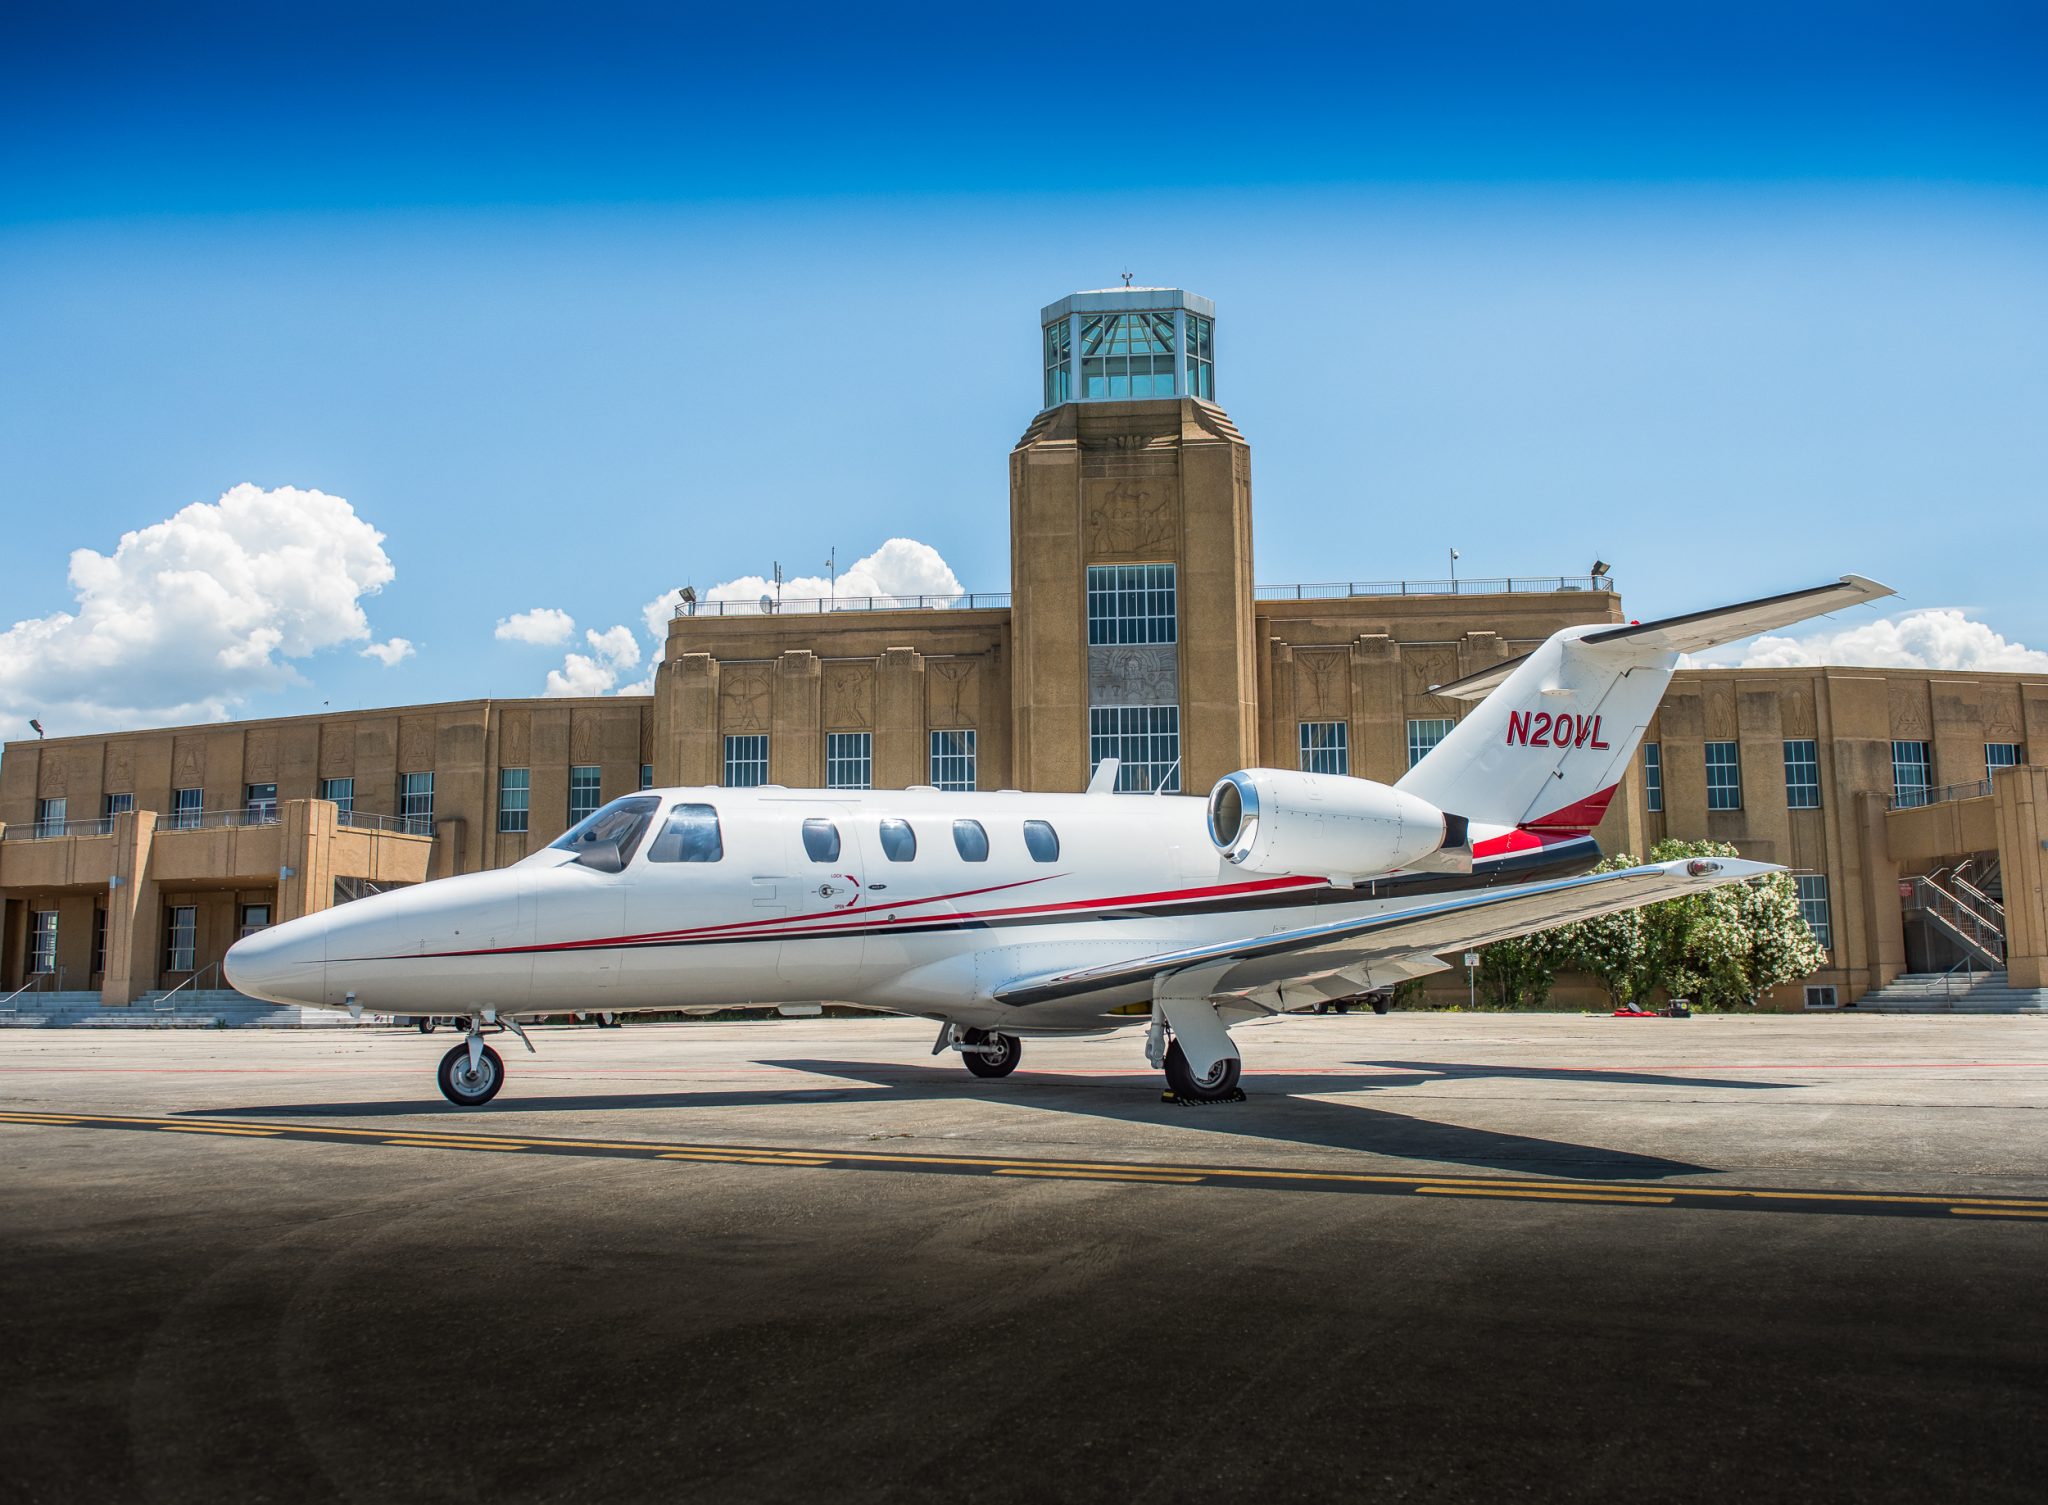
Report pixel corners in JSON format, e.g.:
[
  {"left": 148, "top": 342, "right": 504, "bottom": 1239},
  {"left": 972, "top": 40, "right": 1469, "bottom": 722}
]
[
  {"left": 157, "top": 808, "right": 281, "bottom": 833},
  {"left": 4, "top": 817, "right": 115, "bottom": 841},
  {"left": 337, "top": 809, "right": 434, "bottom": 836},
  {"left": 1887, "top": 779, "right": 1991, "bottom": 813},
  {"left": 1255, "top": 574, "right": 1616, "bottom": 600}
]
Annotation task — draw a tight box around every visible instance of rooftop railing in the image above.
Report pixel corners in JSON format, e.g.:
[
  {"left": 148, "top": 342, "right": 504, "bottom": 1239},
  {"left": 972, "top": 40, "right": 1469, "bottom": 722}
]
[
  {"left": 668, "top": 574, "right": 1616, "bottom": 619},
  {"left": 4, "top": 807, "right": 434, "bottom": 840}
]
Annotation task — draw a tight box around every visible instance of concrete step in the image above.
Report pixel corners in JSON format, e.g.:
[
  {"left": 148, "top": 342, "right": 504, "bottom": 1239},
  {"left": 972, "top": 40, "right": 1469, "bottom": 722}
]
[
  {"left": 1851, "top": 971, "right": 2048, "bottom": 1012},
  {"left": 0, "top": 990, "right": 355, "bottom": 1028}
]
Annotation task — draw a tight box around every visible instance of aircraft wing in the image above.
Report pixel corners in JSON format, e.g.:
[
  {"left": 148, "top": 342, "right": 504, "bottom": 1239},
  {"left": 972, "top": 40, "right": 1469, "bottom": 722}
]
[{"left": 993, "top": 856, "right": 1778, "bottom": 1007}]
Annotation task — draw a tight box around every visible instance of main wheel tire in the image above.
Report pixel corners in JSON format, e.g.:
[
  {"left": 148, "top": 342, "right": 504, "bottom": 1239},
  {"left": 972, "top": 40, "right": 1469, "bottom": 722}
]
[
  {"left": 597, "top": 1013, "right": 621, "bottom": 1028},
  {"left": 1164, "top": 1039, "right": 1241, "bottom": 1102},
  {"left": 1313, "top": 1001, "right": 1330, "bottom": 1015},
  {"left": 1371, "top": 995, "right": 1391, "bottom": 1016},
  {"left": 438, "top": 1042, "right": 505, "bottom": 1106},
  {"left": 416, "top": 1018, "right": 437, "bottom": 1034},
  {"left": 961, "top": 1030, "right": 1021, "bottom": 1079}
]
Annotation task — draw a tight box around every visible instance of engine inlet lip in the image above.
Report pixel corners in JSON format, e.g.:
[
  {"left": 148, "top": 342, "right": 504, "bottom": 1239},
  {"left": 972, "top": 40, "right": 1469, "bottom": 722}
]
[{"left": 1207, "top": 773, "right": 1259, "bottom": 852}]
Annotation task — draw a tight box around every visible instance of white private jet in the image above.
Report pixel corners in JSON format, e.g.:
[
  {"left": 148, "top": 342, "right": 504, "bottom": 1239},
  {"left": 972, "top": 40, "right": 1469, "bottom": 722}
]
[{"left": 227, "top": 575, "right": 1891, "bottom": 1106}]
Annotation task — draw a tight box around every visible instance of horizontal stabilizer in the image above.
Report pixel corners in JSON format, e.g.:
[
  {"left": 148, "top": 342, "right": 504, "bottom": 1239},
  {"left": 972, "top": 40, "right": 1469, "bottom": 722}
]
[{"left": 1430, "top": 574, "right": 1894, "bottom": 700}]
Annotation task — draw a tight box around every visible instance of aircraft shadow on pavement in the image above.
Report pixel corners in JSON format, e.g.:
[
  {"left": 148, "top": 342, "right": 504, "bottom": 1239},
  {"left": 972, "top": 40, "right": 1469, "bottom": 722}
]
[{"left": 185, "top": 1054, "right": 1783, "bottom": 1181}]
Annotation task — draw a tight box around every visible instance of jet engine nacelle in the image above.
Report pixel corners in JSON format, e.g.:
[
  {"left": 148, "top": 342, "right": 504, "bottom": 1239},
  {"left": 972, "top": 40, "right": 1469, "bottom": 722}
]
[{"left": 1207, "top": 768, "right": 1461, "bottom": 883}]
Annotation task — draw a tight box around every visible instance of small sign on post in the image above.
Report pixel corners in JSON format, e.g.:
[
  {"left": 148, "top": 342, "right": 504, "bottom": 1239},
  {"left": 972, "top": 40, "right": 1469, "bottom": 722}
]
[{"left": 1464, "top": 951, "right": 1479, "bottom": 1008}]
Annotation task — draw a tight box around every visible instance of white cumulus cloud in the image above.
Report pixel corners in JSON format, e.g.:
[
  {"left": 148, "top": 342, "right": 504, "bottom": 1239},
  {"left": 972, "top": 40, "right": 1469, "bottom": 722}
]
[
  {"left": 1694, "top": 608, "right": 2048, "bottom": 673},
  {"left": 0, "top": 482, "right": 399, "bottom": 737},
  {"left": 699, "top": 537, "right": 963, "bottom": 612},
  {"left": 496, "top": 607, "right": 577, "bottom": 646},
  {"left": 360, "top": 637, "right": 415, "bottom": 667},
  {"left": 543, "top": 624, "right": 644, "bottom": 698}
]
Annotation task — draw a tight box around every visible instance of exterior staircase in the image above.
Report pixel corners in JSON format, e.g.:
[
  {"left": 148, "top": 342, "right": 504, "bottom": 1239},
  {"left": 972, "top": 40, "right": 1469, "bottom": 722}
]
[
  {"left": 1850, "top": 970, "right": 2048, "bottom": 1013},
  {"left": 0, "top": 989, "right": 353, "bottom": 1028}
]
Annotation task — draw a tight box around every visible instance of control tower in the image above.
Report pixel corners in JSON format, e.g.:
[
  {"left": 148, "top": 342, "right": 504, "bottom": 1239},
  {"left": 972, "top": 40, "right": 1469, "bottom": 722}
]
[{"left": 1010, "top": 288, "right": 1257, "bottom": 794}]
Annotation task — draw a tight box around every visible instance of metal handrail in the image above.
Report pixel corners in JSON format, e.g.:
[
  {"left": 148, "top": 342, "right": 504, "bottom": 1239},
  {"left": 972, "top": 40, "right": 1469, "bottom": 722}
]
[
  {"left": 1254, "top": 574, "right": 1615, "bottom": 600},
  {"left": 1887, "top": 779, "right": 1991, "bottom": 812},
  {"left": 1904, "top": 876, "right": 2006, "bottom": 967},
  {"left": 157, "top": 808, "right": 283, "bottom": 833},
  {"left": 1, "top": 967, "right": 65, "bottom": 1007},
  {"left": 154, "top": 962, "right": 222, "bottom": 1011},
  {"left": 1953, "top": 875, "right": 2005, "bottom": 920},
  {"left": 336, "top": 809, "right": 434, "bottom": 835},
  {"left": 4, "top": 818, "right": 114, "bottom": 841}
]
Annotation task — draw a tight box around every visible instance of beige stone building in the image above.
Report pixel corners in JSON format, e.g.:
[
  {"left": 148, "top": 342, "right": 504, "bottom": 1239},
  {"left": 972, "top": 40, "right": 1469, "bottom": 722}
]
[{"left": 4, "top": 285, "right": 2043, "bottom": 1009}]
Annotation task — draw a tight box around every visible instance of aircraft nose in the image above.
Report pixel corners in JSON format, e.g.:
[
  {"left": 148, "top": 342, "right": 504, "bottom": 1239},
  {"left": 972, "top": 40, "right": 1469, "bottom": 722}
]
[{"left": 224, "top": 913, "right": 328, "bottom": 1005}]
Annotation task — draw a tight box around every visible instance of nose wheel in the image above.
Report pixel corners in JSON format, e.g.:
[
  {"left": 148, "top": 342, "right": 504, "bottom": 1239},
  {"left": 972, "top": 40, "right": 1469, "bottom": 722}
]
[{"left": 438, "top": 1041, "right": 505, "bottom": 1105}]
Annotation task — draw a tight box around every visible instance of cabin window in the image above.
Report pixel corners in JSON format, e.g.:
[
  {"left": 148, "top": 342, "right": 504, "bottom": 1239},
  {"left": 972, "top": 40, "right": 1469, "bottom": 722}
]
[
  {"left": 802, "top": 818, "right": 841, "bottom": 862},
  {"left": 647, "top": 803, "right": 724, "bottom": 863},
  {"left": 1023, "top": 820, "right": 1060, "bottom": 863},
  {"left": 878, "top": 818, "right": 917, "bottom": 862},
  {"left": 952, "top": 819, "right": 989, "bottom": 862}
]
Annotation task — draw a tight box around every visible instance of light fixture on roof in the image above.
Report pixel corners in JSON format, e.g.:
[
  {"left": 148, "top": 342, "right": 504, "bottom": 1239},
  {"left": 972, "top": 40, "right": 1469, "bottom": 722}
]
[
  {"left": 28, "top": 718, "right": 43, "bottom": 737},
  {"left": 1591, "top": 559, "right": 1611, "bottom": 578}
]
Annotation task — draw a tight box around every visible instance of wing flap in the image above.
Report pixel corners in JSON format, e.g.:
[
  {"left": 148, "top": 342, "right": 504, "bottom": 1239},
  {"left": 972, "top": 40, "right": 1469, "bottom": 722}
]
[{"left": 993, "top": 857, "right": 1777, "bottom": 1007}]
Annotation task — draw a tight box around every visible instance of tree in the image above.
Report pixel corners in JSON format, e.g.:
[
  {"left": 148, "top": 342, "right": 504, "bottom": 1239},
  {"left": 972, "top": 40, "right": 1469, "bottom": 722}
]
[{"left": 1476, "top": 925, "right": 1576, "bottom": 1008}]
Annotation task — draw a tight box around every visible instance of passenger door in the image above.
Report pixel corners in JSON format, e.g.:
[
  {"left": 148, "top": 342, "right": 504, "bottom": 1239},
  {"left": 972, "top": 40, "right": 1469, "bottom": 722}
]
[{"left": 776, "top": 806, "right": 866, "bottom": 987}]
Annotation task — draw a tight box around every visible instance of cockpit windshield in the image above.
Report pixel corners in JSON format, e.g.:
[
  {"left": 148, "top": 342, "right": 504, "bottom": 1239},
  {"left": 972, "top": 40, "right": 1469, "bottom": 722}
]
[{"left": 548, "top": 795, "right": 661, "bottom": 871}]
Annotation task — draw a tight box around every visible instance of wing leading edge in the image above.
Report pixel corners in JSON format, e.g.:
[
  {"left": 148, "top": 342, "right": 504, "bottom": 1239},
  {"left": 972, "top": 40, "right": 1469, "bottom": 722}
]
[{"left": 993, "top": 856, "right": 1779, "bottom": 1007}]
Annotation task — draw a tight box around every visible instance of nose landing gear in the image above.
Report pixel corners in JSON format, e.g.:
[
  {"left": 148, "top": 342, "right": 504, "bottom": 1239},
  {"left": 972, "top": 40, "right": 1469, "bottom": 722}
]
[
  {"left": 932, "top": 1022, "right": 1023, "bottom": 1079},
  {"left": 435, "top": 1011, "right": 535, "bottom": 1107}
]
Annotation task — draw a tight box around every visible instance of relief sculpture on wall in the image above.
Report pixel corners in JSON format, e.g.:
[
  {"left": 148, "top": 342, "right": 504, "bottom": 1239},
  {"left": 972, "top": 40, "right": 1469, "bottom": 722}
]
[
  {"left": 1084, "top": 478, "right": 1177, "bottom": 558},
  {"left": 721, "top": 670, "right": 770, "bottom": 732}
]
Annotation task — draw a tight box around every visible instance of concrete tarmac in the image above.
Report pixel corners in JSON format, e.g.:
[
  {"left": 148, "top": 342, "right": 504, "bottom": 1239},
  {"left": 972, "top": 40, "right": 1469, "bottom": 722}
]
[{"left": 2, "top": 1013, "right": 2045, "bottom": 1503}]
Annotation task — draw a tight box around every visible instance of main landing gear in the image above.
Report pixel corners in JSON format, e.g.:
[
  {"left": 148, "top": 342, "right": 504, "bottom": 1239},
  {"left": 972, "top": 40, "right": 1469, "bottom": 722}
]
[
  {"left": 1162, "top": 1039, "right": 1241, "bottom": 1100},
  {"left": 435, "top": 1011, "right": 536, "bottom": 1107},
  {"left": 934, "top": 1023, "right": 1022, "bottom": 1079}
]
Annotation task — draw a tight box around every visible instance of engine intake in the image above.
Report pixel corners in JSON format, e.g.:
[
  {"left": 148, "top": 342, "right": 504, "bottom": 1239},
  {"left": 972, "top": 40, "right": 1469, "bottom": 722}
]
[{"left": 1207, "top": 768, "right": 1455, "bottom": 882}]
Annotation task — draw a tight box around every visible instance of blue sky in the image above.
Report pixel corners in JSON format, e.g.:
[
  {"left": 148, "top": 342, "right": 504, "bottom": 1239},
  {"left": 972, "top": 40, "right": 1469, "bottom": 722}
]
[{"left": 2, "top": 2, "right": 2044, "bottom": 734}]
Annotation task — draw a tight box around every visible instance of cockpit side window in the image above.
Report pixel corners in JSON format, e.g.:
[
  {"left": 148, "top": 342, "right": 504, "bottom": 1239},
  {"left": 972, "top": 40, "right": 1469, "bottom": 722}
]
[
  {"left": 802, "top": 818, "right": 841, "bottom": 863},
  {"left": 1023, "top": 819, "right": 1059, "bottom": 863},
  {"left": 878, "top": 818, "right": 917, "bottom": 862},
  {"left": 549, "top": 795, "right": 661, "bottom": 869},
  {"left": 952, "top": 819, "right": 989, "bottom": 862},
  {"left": 647, "top": 803, "right": 725, "bottom": 863}
]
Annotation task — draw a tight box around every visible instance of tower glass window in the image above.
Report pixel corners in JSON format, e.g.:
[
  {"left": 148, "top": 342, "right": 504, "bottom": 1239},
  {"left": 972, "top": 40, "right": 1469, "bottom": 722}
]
[
  {"left": 1080, "top": 311, "right": 1177, "bottom": 399},
  {"left": 1089, "top": 706, "right": 1181, "bottom": 793},
  {"left": 1086, "top": 564, "right": 1177, "bottom": 645},
  {"left": 569, "top": 766, "right": 602, "bottom": 825},
  {"left": 930, "top": 730, "right": 976, "bottom": 791},
  {"left": 1042, "top": 317, "right": 1072, "bottom": 407},
  {"left": 1407, "top": 719, "right": 1456, "bottom": 769},
  {"left": 1299, "top": 721, "right": 1348, "bottom": 775},
  {"left": 826, "top": 733, "right": 873, "bottom": 790},
  {"left": 1892, "top": 741, "right": 1932, "bottom": 808},
  {"left": 1643, "top": 742, "right": 1663, "bottom": 812},
  {"left": 1783, "top": 740, "right": 1821, "bottom": 809},
  {"left": 1705, "top": 741, "right": 1742, "bottom": 810},
  {"left": 724, "top": 735, "right": 769, "bottom": 788},
  {"left": 1185, "top": 313, "right": 1214, "bottom": 399},
  {"left": 498, "top": 768, "right": 530, "bottom": 833}
]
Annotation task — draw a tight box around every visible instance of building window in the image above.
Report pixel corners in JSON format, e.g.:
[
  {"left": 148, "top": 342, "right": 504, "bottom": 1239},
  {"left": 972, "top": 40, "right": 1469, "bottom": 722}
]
[
  {"left": 1804, "top": 985, "right": 1839, "bottom": 1010},
  {"left": 825, "top": 732, "right": 873, "bottom": 790},
  {"left": 568, "top": 766, "right": 603, "bottom": 825},
  {"left": 1643, "top": 742, "right": 1663, "bottom": 813},
  {"left": 239, "top": 904, "right": 271, "bottom": 939},
  {"left": 1080, "top": 310, "right": 1177, "bottom": 399},
  {"left": 930, "top": 730, "right": 977, "bottom": 791},
  {"left": 724, "top": 735, "right": 769, "bottom": 788},
  {"left": 399, "top": 772, "right": 434, "bottom": 835},
  {"left": 498, "top": 768, "right": 530, "bottom": 833},
  {"left": 1987, "top": 742, "right": 2021, "bottom": 773},
  {"left": 1089, "top": 705, "right": 1181, "bottom": 793},
  {"left": 172, "top": 788, "right": 203, "bottom": 830},
  {"left": 28, "top": 911, "right": 58, "bottom": 974},
  {"left": 1042, "top": 316, "right": 1072, "bottom": 407},
  {"left": 92, "top": 908, "right": 106, "bottom": 977},
  {"left": 1891, "top": 741, "right": 1932, "bottom": 809},
  {"left": 640, "top": 763, "right": 655, "bottom": 790},
  {"left": 165, "top": 906, "right": 197, "bottom": 972},
  {"left": 245, "top": 783, "right": 278, "bottom": 822},
  {"left": 1023, "top": 819, "right": 1060, "bottom": 862},
  {"left": 319, "top": 777, "right": 354, "bottom": 815},
  {"left": 1407, "top": 718, "right": 1456, "bottom": 770},
  {"left": 34, "top": 797, "right": 66, "bottom": 837},
  {"left": 1185, "top": 312, "right": 1214, "bottom": 400},
  {"left": 1796, "top": 875, "right": 1832, "bottom": 952},
  {"left": 1086, "top": 564, "right": 1177, "bottom": 645},
  {"left": 953, "top": 819, "right": 990, "bottom": 862},
  {"left": 1705, "top": 741, "right": 1742, "bottom": 810},
  {"left": 1299, "top": 721, "right": 1349, "bottom": 775},
  {"left": 103, "top": 792, "right": 134, "bottom": 819},
  {"left": 1783, "top": 740, "right": 1821, "bottom": 809}
]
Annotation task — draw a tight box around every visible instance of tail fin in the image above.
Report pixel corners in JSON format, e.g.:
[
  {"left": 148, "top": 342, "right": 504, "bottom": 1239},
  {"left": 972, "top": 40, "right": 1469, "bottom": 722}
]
[{"left": 1396, "top": 575, "right": 1893, "bottom": 832}]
